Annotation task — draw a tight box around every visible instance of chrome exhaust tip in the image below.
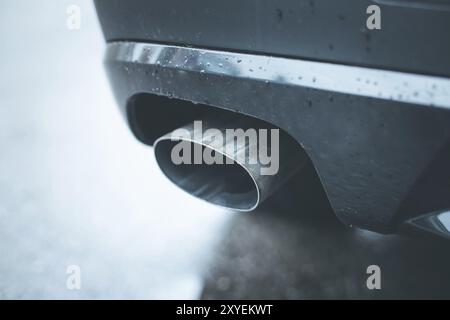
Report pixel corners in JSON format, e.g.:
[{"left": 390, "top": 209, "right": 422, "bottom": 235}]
[{"left": 154, "top": 117, "right": 307, "bottom": 211}]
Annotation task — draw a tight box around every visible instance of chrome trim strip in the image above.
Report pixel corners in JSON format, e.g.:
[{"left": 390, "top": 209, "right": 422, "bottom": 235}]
[
  {"left": 375, "top": 0, "right": 450, "bottom": 12},
  {"left": 107, "top": 41, "right": 450, "bottom": 110}
]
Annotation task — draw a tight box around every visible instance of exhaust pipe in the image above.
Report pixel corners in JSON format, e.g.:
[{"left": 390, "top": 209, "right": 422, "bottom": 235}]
[{"left": 153, "top": 116, "right": 307, "bottom": 211}]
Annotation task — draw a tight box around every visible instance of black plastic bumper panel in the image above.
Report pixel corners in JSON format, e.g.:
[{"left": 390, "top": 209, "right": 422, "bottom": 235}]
[{"left": 104, "top": 41, "right": 450, "bottom": 233}]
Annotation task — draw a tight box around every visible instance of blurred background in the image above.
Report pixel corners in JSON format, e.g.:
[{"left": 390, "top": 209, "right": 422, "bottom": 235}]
[
  {"left": 1, "top": 0, "right": 450, "bottom": 299},
  {"left": 0, "top": 0, "right": 230, "bottom": 299}
]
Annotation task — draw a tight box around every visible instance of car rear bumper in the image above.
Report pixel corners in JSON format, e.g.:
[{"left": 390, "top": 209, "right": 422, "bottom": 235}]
[{"left": 104, "top": 41, "right": 450, "bottom": 233}]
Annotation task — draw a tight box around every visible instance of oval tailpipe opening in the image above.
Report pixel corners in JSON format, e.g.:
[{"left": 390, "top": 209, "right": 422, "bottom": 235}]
[{"left": 154, "top": 116, "right": 307, "bottom": 211}]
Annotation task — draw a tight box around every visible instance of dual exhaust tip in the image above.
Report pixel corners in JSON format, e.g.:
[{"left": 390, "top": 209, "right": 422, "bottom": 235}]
[{"left": 154, "top": 116, "right": 307, "bottom": 212}]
